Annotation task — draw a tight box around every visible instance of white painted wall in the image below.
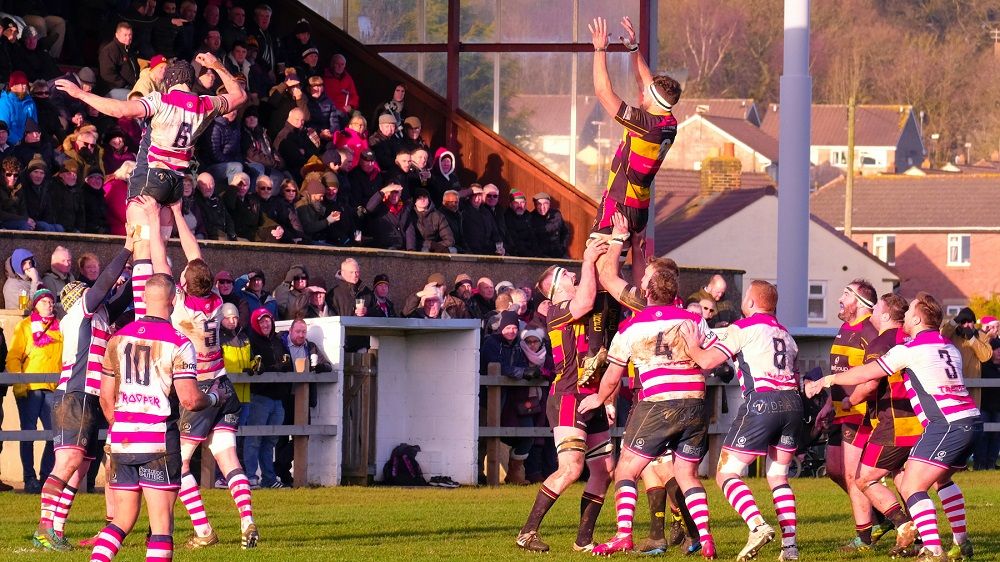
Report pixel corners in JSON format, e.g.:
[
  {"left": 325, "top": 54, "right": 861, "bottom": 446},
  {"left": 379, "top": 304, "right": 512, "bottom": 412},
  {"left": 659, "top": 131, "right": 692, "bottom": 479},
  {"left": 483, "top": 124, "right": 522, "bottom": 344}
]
[{"left": 665, "top": 195, "right": 897, "bottom": 328}]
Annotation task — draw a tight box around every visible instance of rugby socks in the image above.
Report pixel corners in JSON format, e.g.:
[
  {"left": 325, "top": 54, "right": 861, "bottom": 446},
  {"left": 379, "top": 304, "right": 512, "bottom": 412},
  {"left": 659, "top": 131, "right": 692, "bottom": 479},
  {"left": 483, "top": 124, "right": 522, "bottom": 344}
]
[
  {"left": 668, "top": 478, "right": 699, "bottom": 541},
  {"left": 521, "top": 485, "right": 559, "bottom": 534},
  {"left": 577, "top": 491, "right": 605, "bottom": 546},
  {"left": 613, "top": 480, "right": 638, "bottom": 536},
  {"left": 856, "top": 521, "right": 874, "bottom": 545},
  {"left": 90, "top": 523, "right": 125, "bottom": 562},
  {"left": 683, "top": 487, "right": 714, "bottom": 543},
  {"left": 39, "top": 475, "right": 68, "bottom": 527},
  {"left": 722, "top": 478, "right": 765, "bottom": 530},
  {"left": 771, "top": 484, "right": 797, "bottom": 547},
  {"left": 937, "top": 481, "right": 968, "bottom": 545},
  {"left": 132, "top": 259, "right": 152, "bottom": 316},
  {"left": 884, "top": 502, "right": 911, "bottom": 528},
  {"left": 905, "top": 492, "right": 942, "bottom": 551},
  {"left": 146, "top": 534, "right": 173, "bottom": 562},
  {"left": 52, "top": 484, "right": 78, "bottom": 535},
  {"left": 646, "top": 486, "right": 667, "bottom": 541},
  {"left": 179, "top": 473, "right": 214, "bottom": 537},
  {"left": 226, "top": 468, "right": 255, "bottom": 531}
]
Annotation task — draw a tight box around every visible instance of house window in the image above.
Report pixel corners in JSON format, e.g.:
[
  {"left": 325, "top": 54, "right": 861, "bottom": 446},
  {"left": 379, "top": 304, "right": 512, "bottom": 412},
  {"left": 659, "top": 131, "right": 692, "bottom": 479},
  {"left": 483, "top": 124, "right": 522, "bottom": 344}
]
[
  {"left": 831, "top": 150, "right": 847, "bottom": 166},
  {"left": 945, "top": 305, "right": 963, "bottom": 317},
  {"left": 947, "top": 234, "right": 971, "bottom": 266},
  {"left": 872, "top": 234, "right": 896, "bottom": 266},
  {"left": 808, "top": 282, "right": 826, "bottom": 321}
]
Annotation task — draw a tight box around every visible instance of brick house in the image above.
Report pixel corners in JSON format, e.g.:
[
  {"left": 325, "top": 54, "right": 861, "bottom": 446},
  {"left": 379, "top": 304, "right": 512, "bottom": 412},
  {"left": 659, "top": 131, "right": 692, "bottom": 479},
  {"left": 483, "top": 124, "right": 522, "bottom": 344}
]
[{"left": 810, "top": 172, "right": 1000, "bottom": 314}]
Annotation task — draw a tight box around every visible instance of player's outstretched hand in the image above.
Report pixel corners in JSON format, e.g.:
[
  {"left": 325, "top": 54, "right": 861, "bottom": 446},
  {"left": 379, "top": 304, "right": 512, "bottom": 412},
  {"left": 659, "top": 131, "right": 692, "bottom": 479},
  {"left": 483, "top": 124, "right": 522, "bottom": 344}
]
[
  {"left": 577, "top": 393, "right": 603, "bottom": 414},
  {"left": 804, "top": 378, "right": 824, "bottom": 399},
  {"left": 583, "top": 239, "right": 609, "bottom": 263},
  {"left": 195, "top": 52, "right": 219, "bottom": 69},
  {"left": 611, "top": 211, "right": 629, "bottom": 236},
  {"left": 54, "top": 78, "right": 83, "bottom": 99},
  {"left": 588, "top": 17, "right": 610, "bottom": 51},
  {"left": 620, "top": 16, "right": 637, "bottom": 49}
]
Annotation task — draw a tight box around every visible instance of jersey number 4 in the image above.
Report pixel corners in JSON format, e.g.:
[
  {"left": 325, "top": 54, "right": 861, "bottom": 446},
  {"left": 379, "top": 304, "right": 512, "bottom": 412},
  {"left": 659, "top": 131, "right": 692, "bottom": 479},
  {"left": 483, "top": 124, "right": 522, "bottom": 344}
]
[{"left": 123, "top": 343, "right": 152, "bottom": 386}]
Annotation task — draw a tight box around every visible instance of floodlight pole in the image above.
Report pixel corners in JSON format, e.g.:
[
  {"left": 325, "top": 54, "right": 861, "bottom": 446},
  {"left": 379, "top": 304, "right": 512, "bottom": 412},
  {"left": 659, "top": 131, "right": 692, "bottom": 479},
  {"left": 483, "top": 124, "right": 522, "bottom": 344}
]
[{"left": 776, "top": 0, "right": 811, "bottom": 328}]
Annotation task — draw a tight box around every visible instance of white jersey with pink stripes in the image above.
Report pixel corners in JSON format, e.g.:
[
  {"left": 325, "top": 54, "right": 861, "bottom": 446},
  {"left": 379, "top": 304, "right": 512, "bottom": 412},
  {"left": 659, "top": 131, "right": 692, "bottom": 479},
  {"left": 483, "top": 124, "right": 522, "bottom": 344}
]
[
  {"left": 57, "top": 296, "right": 111, "bottom": 396},
  {"left": 875, "top": 330, "right": 981, "bottom": 426},
  {"left": 136, "top": 89, "right": 229, "bottom": 173},
  {"left": 711, "top": 313, "right": 799, "bottom": 397},
  {"left": 102, "top": 317, "right": 197, "bottom": 456},
  {"left": 608, "top": 305, "right": 717, "bottom": 401},
  {"left": 170, "top": 288, "right": 225, "bottom": 382}
]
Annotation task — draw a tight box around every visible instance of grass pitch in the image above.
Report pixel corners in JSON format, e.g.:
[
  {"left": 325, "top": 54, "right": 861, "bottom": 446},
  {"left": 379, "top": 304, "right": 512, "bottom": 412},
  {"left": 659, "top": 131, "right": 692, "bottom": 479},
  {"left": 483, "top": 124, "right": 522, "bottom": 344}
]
[{"left": 2, "top": 471, "right": 998, "bottom": 561}]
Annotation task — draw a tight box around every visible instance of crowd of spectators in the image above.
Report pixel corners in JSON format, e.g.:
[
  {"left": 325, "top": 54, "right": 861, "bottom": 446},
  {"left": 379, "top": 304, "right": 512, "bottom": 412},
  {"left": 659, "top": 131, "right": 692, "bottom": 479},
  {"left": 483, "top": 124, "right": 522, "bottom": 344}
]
[{"left": 0, "top": 1, "right": 571, "bottom": 258}]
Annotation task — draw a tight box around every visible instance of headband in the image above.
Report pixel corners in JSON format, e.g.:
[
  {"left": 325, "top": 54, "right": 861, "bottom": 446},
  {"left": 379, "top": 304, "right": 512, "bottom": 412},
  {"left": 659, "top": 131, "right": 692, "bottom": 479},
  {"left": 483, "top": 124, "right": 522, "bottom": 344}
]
[
  {"left": 647, "top": 82, "right": 673, "bottom": 112},
  {"left": 846, "top": 285, "right": 875, "bottom": 309},
  {"left": 547, "top": 267, "right": 566, "bottom": 301}
]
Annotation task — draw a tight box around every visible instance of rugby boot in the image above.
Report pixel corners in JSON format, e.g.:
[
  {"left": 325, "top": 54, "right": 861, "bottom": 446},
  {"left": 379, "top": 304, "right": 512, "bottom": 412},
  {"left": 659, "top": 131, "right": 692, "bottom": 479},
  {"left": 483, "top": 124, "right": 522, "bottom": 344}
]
[
  {"left": 840, "top": 536, "right": 873, "bottom": 553},
  {"left": 778, "top": 545, "right": 799, "bottom": 561},
  {"left": 890, "top": 543, "right": 923, "bottom": 558},
  {"left": 701, "top": 538, "right": 717, "bottom": 560},
  {"left": 915, "top": 547, "right": 946, "bottom": 562},
  {"left": 573, "top": 542, "right": 596, "bottom": 553},
  {"left": 895, "top": 521, "right": 920, "bottom": 551},
  {"left": 33, "top": 528, "right": 71, "bottom": 552},
  {"left": 636, "top": 537, "right": 668, "bottom": 556},
  {"left": 242, "top": 523, "right": 259, "bottom": 549},
  {"left": 684, "top": 538, "right": 703, "bottom": 556},
  {"left": 946, "top": 540, "right": 973, "bottom": 562},
  {"left": 78, "top": 533, "right": 100, "bottom": 548},
  {"left": 515, "top": 530, "right": 549, "bottom": 552},
  {"left": 592, "top": 534, "right": 634, "bottom": 556},
  {"left": 737, "top": 524, "right": 776, "bottom": 562},
  {"left": 668, "top": 515, "right": 687, "bottom": 546},
  {"left": 184, "top": 530, "right": 219, "bottom": 549},
  {"left": 871, "top": 519, "right": 896, "bottom": 545}
]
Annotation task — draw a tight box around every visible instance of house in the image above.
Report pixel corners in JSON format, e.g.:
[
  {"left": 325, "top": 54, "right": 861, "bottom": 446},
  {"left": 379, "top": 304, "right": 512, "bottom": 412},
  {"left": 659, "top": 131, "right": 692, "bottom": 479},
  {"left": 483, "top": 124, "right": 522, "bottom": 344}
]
[
  {"left": 670, "top": 98, "right": 762, "bottom": 126},
  {"left": 663, "top": 114, "right": 778, "bottom": 175},
  {"left": 760, "top": 104, "right": 925, "bottom": 174},
  {"left": 654, "top": 157, "right": 898, "bottom": 329},
  {"left": 810, "top": 173, "right": 1000, "bottom": 315}
]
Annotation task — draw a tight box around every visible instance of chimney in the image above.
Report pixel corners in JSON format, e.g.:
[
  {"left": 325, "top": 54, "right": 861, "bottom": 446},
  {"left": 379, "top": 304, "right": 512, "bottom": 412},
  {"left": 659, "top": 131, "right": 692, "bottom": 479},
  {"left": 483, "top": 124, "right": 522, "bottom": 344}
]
[{"left": 700, "top": 146, "right": 743, "bottom": 195}]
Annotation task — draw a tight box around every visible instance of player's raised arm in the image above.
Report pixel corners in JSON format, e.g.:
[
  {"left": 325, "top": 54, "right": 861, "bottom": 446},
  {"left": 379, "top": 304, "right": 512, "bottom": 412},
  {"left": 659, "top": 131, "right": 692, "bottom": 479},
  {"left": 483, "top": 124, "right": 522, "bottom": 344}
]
[
  {"left": 621, "top": 16, "right": 653, "bottom": 90},
  {"left": 589, "top": 17, "right": 625, "bottom": 117},
  {"left": 54, "top": 79, "right": 148, "bottom": 119},
  {"left": 83, "top": 225, "right": 137, "bottom": 312},
  {"left": 170, "top": 199, "right": 203, "bottom": 262},
  {"left": 568, "top": 240, "right": 609, "bottom": 319}
]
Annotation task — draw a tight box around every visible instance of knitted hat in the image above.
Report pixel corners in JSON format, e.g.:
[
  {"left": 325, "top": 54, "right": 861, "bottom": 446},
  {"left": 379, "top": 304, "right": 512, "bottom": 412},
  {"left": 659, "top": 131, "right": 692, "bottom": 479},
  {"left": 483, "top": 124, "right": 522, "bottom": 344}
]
[
  {"left": 373, "top": 273, "right": 390, "bottom": 287},
  {"left": 359, "top": 150, "right": 376, "bottom": 161},
  {"left": 454, "top": 273, "right": 472, "bottom": 288},
  {"left": 60, "top": 280, "right": 87, "bottom": 310},
  {"left": 981, "top": 316, "right": 998, "bottom": 328},
  {"left": 294, "top": 18, "right": 311, "bottom": 34},
  {"left": 511, "top": 189, "right": 526, "bottom": 201},
  {"left": 84, "top": 166, "right": 103, "bottom": 179},
  {"left": 304, "top": 177, "right": 324, "bottom": 196},
  {"left": 322, "top": 147, "right": 342, "bottom": 167},
  {"left": 59, "top": 160, "right": 79, "bottom": 175},
  {"left": 414, "top": 188, "right": 430, "bottom": 201},
  {"left": 26, "top": 153, "right": 47, "bottom": 173},
  {"left": 8, "top": 71, "right": 27, "bottom": 88},
  {"left": 220, "top": 302, "right": 240, "bottom": 319},
  {"left": 30, "top": 288, "right": 53, "bottom": 309},
  {"left": 23, "top": 117, "right": 39, "bottom": 134},
  {"left": 520, "top": 326, "right": 545, "bottom": 342},
  {"left": 302, "top": 47, "right": 319, "bottom": 59},
  {"left": 0, "top": 120, "right": 7, "bottom": 132},
  {"left": 497, "top": 310, "right": 520, "bottom": 333}
]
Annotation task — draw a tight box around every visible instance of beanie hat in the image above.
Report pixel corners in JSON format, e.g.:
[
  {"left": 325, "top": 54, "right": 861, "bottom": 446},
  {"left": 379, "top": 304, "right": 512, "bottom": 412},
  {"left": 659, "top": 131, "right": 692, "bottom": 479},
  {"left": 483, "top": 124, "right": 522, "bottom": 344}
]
[
  {"left": 0, "top": 120, "right": 7, "bottom": 132},
  {"left": 220, "top": 302, "right": 240, "bottom": 319},
  {"left": 8, "top": 70, "right": 27, "bottom": 88},
  {"left": 26, "top": 153, "right": 46, "bottom": 173},
  {"left": 520, "top": 326, "right": 545, "bottom": 342},
  {"left": 23, "top": 117, "right": 39, "bottom": 134},
  {"left": 373, "top": 273, "right": 390, "bottom": 288},
  {"left": 31, "top": 288, "right": 54, "bottom": 309},
  {"left": 510, "top": 189, "right": 526, "bottom": 201},
  {"left": 498, "top": 310, "right": 520, "bottom": 333},
  {"left": 454, "top": 273, "right": 472, "bottom": 288},
  {"left": 60, "top": 280, "right": 87, "bottom": 311},
  {"left": 294, "top": 18, "right": 311, "bottom": 35},
  {"left": 304, "top": 177, "right": 324, "bottom": 196}
]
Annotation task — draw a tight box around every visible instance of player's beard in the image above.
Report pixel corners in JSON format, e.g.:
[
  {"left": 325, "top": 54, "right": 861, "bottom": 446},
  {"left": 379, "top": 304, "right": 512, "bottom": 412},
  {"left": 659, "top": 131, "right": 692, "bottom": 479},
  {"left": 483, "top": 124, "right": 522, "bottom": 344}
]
[{"left": 837, "top": 302, "right": 856, "bottom": 323}]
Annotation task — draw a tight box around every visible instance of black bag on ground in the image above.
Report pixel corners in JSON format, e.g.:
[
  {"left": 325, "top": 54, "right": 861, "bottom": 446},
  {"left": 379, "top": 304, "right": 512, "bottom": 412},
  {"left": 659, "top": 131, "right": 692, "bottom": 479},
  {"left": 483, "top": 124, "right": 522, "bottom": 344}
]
[{"left": 382, "top": 443, "right": 428, "bottom": 486}]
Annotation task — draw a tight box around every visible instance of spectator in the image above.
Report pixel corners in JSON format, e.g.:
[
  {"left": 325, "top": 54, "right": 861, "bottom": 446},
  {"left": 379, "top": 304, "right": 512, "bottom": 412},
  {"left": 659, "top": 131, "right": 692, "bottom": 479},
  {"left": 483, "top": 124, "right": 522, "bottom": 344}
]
[
  {"left": 221, "top": 172, "right": 254, "bottom": 240},
  {"left": 103, "top": 160, "right": 136, "bottom": 236},
  {"left": 472, "top": 277, "right": 496, "bottom": 316},
  {"left": 18, "top": 26, "right": 60, "bottom": 82},
  {"left": 0, "top": 17, "right": 19, "bottom": 72},
  {"left": 220, "top": 5, "right": 249, "bottom": 51},
  {"left": 41, "top": 246, "right": 74, "bottom": 296},
  {"left": 408, "top": 284, "right": 445, "bottom": 319},
  {"left": 461, "top": 184, "right": 502, "bottom": 255},
  {"left": 192, "top": 62, "right": 218, "bottom": 95},
  {"left": 264, "top": 178, "right": 307, "bottom": 243},
  {"left": 369, "top": 113, "right": 402, "bottom": 171},
  {"left": 194, "top": 172, "right": 236, "bottom": 240},
  {"left": 273, "top": 264, "right": 310, "bottom": 320},
  {"left": 305, "top": 76, "right": 344, "bottom": 140},
  {"left": 0, "top": 323, "right": 10, "bottom": 490},
  {"left": 484, "top": 291, "right": 518, "bottom": 336},
  {"left": 530, "top": 192, "right": 568, "bottom": 258},
  {"left": 236, "top": 269, "right": 277, "bottom": 326},
  {"left": 304, "top": 279, "right": 332, "bottom": 318},
  {"left": 48, "top": 67, "right": 95, "bottom": 131},
  {"left": 0, "top": 70, "right": 38, "bottom": 144},
  {"left": 503, "top": 190, "right": 535, "bottom": 257},
  {"left": 326, "top": 149, "right": 355, "bottom": 206},
  {"left": 381, "top": 149, "right": 416, "bottom": 200},
  {"left": 219, "top": 301, "right": 253, "bottom": 468},
  {"left": 98, "top": 22, "right": 139, "bottom": 99},
  {"left": 265, "top": 68, "right": 309, "bottom": 136},
  {"left": 0, "top": 156, "right": 33, "bottom": 230},
  {"left": 439, "top": 189, "right": 465, "bottom": 253},
  {"left": 120, "top": 0, "right": 157, "bottom": 59},
  {"left": 360, "top": 274, "right": 396, "bottom": 318},
  {"left": 974, "top": 334, "right": 1000, "bottom": 469},
  {"left": 149, "top": 1, "right": 187, "bottom": 58},
  {"left": 0, "top": 120, "right": 13, "bottom": 160},
  {"left": 242, "top": 36, "right": 273, "bottom": 102},
  {"left": 482, "top": 183, "right": 506, "bottom": 250},
  {"left": 28, "top": 83, "right": 61, "bottom": 148},
  {"left": 198, "top": 29, "right": 225, "bottom": 62},
  {"left": 327, "top": 258, "right": 367, "bottom": 317},
  {"left": 248, "top": 4, "right": 279, "bottom": 77},
  {"left": 281, "top": 19, "right": 316, "bottom": 73},
  {"left": 400, "top": 116, "right": 428, "bottom": 152},
  {"left": 429, "top": 149, "right": 460, "bottom": 205},
  {"left": 450, "top": 273, "right": 480, "bottom": 319},
  {"left": 480, "top": 310, "right": 533, "bottom": 485},
  {"left": 81, "top": 167, "right": 109, "bottom": 234},
  {"left": 215, "top": 270, "right": 243, "bottom": 309},
  {"left": 3, "top": 248, "right": 41, "bottom": 310},
  {"left": 62, "top": 124, "right": 104, "bottom": 182},
  {"left": 244, "top": 307, "right": 291, "bottom": 488},
  {"left": 178, "top": 173, "right": 205, "bottom": 236},
  {"left": 21, "top": 154, "right": 62, "bottom": 231},
  {"left": 333, "top": 114, "right": 369, "bottom": 171},
  {"left": 240, "top": 106, "right": 282, "bottom": 186},
  {"left": 374, "top": 83, "right": 406, "bottom": 129},
  {"left": 519, "top": 325, "right": 554, "bottom": 482},
  {"left": 319, "top": 171, "right": 355, "bottom": 245},
  {"left": 275, "top": 107, "right": 321, "bottom": 183},
  {"left": 48, "top": 161, "right": 86, "bottom": 232},
  {"left": 364, "top": 183, "right": 414, "bottom": 251},
  {"left": 942, "top": 307, "right": 993, "bottom": 406},
  {"left": 128, "top": 53, "right": 167, "bottom": 99},
  {"left": 5, "top": 288, "right": 60, "bottom": 492},
  {"left": 295, "top": 174, "right": 335, "bottom": 245},
  {"left": 14, "top": 119, "right": 53, "bottom": 172},
  {"left": 413, "top": 188, "right": 455, "bottom": 253},
  {"left": 100, "top": 127, "right": 135, "bottom": 176},
  {"left": 410, "top": 148, "right": 433, "bottom": 193},
  {"left": 76, "top": 252, "right": 100, "bottom": 287},
  {"left": 347, "top": 150, "right": 381, "bottom": 212},
  {"left": 21, "top": 9, "right": 66, "bottom": 60},
  {"left": 275, "top": 318, "right": 331, "bottom": 485},
  {"left": 193, "top": 2, "right": 220, "bottom": 50},
  {"left": 297, "top": 47, "right": 322, "bottom": 82},
  {"left": 322, "top": 54, "right": 358, "bottom": 115},
  {"left": 202, "top": 106, "right": 244, "bottom": 188}
]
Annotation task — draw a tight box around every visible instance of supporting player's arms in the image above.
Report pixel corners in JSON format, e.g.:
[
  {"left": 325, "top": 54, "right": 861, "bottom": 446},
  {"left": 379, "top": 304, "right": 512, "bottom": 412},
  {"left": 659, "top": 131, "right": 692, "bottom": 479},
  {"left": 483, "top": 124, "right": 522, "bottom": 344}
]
[
  {"left": 175, "top": 377, "right": 217, "bottom": 412},
  {"left": 805, "top": 361, "right": 886, "bottom": 398},
  {"left": 568, "top": 240, "right": 609, "bottom": 320},
  {"left": 53, "top": 79, "right": 148, "bottom": 119},
  {"left": 170, "top": 199, "right": 202, "bottom": 262},
  {"left": 577, "top": 362, "right": 626, "bottom": 413},
  {"left": 680, "top": 320, "right": 728, "bottom": 370},
  {"left": 597, "top": 212, "right": 631, "bottom": 302},
  {"left": 83, "top": 230, "right": 137, "bottom": 312}
]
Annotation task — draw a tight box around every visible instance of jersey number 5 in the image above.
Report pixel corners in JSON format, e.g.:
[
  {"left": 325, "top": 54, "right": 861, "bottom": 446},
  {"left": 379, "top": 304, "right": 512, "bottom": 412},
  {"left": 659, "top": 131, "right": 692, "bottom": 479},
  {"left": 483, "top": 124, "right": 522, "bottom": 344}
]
[{"left": 123, "top": 343, "right": 152, "bottom": 386}]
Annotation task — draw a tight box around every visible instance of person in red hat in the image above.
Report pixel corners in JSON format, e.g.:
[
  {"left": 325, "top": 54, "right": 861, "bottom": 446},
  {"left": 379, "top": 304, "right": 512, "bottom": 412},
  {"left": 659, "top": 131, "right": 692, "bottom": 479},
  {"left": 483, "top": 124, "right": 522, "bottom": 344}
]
[
  {"left": 0, "top": 70, "right": 39, "bottom": 144},
  {"left": 129, "top": 54, "right": 169, "bottom": 99}
]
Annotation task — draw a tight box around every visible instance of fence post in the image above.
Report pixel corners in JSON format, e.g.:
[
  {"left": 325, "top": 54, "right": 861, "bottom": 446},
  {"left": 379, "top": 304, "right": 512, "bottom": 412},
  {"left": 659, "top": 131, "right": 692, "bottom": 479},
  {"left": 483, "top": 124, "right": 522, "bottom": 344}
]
[
  {"left": 485, "top": 362, "right": 502, "bottom": 487},
  {"left": 293, "top": 381, "right": 309, "bottom": 487}
]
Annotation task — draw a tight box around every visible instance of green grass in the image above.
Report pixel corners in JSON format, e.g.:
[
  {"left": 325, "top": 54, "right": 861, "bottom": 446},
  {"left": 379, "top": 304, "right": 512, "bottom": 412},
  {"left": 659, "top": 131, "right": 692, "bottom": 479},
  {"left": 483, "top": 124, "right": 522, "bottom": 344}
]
[{"left": 2, "top": 472, "right": 998, "bottom": 561}]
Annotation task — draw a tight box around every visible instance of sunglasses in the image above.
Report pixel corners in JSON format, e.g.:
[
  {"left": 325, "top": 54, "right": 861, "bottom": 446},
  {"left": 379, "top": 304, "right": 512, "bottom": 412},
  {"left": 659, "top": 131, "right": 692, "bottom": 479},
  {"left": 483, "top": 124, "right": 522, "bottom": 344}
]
[
  {"left": 5, "top": 172, "right": 17, "bottom": 177},
  {"left": 283, "top": 188, "right": 298, "bottom": 193},
  {"left": 485, "top": 194, "right": 499, "bottom": 199},
  {"left": 216, "top": 279, "right": 233, "bottom": 284},
  {"left": 258, "top": 186, "right": 273, "bottom": 191},
  {"left": 81, "top": 142, "right": 95, "bottom": 149}
]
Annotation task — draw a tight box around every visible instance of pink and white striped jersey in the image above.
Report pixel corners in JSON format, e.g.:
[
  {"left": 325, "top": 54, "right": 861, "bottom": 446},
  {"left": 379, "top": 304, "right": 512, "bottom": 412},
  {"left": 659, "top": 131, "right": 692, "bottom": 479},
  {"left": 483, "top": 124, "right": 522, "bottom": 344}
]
[
  {"left": 875, "top": 330, "right": 981, "bottom": 426},
  {"left": 712, "top": 313, "right": 799, "bottom": 396},
  {"left": 102, "top": 317, "right": 197, "bottom": 456},
  {"left": 137, "top": 89, "right": 229, "bottom": 172},
  {"left": 170, "top": 288, "right": 225, "bottom": 382},
  {"left": 608, "top": 305, "right": 717, "bottom": 401},
  {"left": 58, "top": 296, "right": 111, "bottom": 396}
]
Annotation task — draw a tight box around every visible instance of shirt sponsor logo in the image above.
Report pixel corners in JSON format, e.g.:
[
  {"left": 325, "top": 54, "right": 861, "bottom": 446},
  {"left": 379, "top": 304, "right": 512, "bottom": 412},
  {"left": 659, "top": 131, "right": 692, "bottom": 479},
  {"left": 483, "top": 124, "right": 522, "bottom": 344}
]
[{"left": 139, "top": 466, "right": 166, "bottom": 483}]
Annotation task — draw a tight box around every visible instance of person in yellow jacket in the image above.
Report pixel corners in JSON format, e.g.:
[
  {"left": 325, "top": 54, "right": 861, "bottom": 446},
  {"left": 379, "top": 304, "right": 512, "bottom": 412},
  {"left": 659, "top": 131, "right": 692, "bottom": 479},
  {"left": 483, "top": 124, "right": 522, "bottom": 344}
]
[
  {"left": 219, "top": 302, "right": 259, "bottom": 487},
  {"left": 5, "top": 289, "right": 62, "bottom": 493}
]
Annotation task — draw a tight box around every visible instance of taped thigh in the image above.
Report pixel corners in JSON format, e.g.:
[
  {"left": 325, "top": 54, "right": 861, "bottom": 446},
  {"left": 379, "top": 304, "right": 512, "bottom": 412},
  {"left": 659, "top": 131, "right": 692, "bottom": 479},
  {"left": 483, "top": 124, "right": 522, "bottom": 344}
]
[{"left": 557, "top": 436, "right": 587, "bottom": 455}]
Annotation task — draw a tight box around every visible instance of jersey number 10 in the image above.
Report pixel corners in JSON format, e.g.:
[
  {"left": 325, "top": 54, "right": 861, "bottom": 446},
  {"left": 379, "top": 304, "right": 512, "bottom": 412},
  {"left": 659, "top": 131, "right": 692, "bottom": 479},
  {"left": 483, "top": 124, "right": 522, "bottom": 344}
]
[{"left": 123, "top": 343, "right": 152, "bottom": 386}]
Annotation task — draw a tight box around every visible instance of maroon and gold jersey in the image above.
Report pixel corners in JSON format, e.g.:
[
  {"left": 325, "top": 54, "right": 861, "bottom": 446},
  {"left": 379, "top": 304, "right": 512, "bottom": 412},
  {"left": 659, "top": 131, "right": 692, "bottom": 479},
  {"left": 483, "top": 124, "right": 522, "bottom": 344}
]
[
  {"left": 547, "top": 300, "right": 591, "bottom": 396},
  {"left": 864, "top": 327, "right": 922, "bottom": 446},
  {"left": 606, "top": 101, "right": 677, "bottom": 209},
  {"left": 829, "top": 314, "right": 878, "bottom": 425}
]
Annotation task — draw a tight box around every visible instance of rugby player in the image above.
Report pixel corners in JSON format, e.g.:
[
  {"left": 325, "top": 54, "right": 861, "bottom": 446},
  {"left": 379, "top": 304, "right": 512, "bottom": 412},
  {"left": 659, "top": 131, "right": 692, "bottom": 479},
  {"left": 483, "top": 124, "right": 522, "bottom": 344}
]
[
  {"left": 578, "top": 266, "right": 718, "bottom": 558},
  {"left": 807, "top": 292, "right": 981, "bottom": 561},
  {"left": 31, "top": 225, "right": 139, "bottom": 551},
  {"left": 514, "top": 239, "right": 613, "bottom": 553},
  {"left": 91, "top": 272, "right": 228, "bottom": 562},
  {"left": 683, "top": 280, "right": 802, "bottom": 562}
]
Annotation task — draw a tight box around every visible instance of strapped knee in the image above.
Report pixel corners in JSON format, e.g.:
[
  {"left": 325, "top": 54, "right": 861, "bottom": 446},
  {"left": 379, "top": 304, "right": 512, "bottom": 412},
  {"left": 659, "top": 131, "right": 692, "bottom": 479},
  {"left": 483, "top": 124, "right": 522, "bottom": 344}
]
[
  {"left": 207, "top": 430, "right": 237, "bottom": 456},
  {"left": 557, "top": 436, "right": 587, "bottom": 455},
  {"left": 585, "top": 439, "right": 613, "bottom": 461},
  {"left": 718, "top": 451, "right": 751, "bottom": 475},
  {"left": 765, "top": 457, "right": 789, "bottom": 478}
]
